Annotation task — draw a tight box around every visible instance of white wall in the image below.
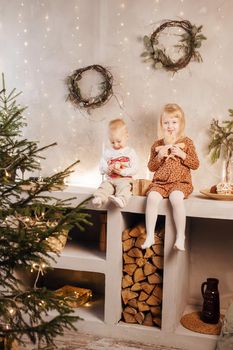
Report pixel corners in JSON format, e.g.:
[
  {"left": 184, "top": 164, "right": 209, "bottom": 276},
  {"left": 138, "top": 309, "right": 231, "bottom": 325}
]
[{"left": 0, "top": 0, "right": 232, "bottom": 190}]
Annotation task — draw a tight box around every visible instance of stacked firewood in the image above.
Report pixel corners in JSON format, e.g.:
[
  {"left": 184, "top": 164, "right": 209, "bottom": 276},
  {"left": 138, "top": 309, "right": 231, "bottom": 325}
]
[{"left": 121, "top": 223, "right": 164, "bottom": 327}]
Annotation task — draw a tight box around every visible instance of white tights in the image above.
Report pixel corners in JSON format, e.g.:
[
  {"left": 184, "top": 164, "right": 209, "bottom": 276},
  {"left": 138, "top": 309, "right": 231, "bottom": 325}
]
[
  {"left": 169, "top": 191, "right": 186, "bottom": 250},
  {"left": 141, "top": 190, "right": 186, "bottom": 251},
  {"left": 141, "top": 191, "right": 162, "bottom": 250}
]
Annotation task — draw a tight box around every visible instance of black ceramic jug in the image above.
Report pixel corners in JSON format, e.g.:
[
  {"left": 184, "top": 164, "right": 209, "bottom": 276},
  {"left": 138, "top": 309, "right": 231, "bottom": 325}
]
[{"left": 200, "top": 278, "right": 220, "bottom": 324}]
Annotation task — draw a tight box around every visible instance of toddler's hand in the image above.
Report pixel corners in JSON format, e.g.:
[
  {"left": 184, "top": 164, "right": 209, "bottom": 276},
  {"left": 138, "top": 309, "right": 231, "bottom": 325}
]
[
  {"left": 171, "top": 146, "right": 186, "bottom": 160},
  {"left": 112, "top": 168, "right": 122, "bottom": 175},
  {"left": 107, "top": 164, "right": 115, "bottom": 175},
  {"left": 157, "top": 145, "right": 170, "bottom": 159}
]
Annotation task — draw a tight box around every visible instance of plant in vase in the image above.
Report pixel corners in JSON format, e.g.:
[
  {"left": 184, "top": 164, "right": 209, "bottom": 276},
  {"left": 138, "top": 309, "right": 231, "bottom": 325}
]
[{"left": 208, "top": 109, "right": 233, "bottom": 194}]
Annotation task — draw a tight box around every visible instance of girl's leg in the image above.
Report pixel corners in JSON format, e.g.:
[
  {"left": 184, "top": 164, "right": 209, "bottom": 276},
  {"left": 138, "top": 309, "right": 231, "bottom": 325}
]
[
  {"left": 169, "top": 190, "right": 186, "bottom": 251},
  {"left": 141, "top": 191, "right": 163, "bottom": 249}
]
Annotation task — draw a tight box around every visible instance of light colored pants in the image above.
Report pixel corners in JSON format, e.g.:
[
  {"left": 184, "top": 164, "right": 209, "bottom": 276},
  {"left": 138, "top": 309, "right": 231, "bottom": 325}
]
[{"left": 94, "top": 178, "right": 133, "bottom": 206}]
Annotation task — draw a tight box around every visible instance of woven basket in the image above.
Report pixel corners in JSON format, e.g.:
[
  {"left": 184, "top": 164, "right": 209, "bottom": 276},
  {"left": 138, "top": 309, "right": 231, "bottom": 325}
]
[
  {"left": 46, "top": 229, "right": 68, "bottom": 253},
  {"left": 180, "top": 311, "right": 223, "bottom": 335}
]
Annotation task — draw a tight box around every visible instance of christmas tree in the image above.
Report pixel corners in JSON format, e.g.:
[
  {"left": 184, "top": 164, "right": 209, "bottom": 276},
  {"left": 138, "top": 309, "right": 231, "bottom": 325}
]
[{"left": 0, "top": 74, "right": 91, "bottom": 350}]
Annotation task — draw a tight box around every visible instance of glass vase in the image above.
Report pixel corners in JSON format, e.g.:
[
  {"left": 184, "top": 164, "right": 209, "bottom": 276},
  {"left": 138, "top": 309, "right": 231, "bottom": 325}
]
[{"left": 221, "top": 157, "right": 232, "bottom": 184}]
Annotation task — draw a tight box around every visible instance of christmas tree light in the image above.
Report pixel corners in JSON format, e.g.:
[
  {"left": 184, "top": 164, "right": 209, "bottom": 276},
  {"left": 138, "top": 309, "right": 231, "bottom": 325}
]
[{"left": 0, "top": 74, "right": 92, "bottom": 349}]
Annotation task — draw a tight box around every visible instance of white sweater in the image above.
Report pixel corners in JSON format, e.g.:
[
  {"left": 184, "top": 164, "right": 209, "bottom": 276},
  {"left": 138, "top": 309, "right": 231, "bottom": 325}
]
[{"left": 99, "top": 146, "right": 138, "bottom": 179}]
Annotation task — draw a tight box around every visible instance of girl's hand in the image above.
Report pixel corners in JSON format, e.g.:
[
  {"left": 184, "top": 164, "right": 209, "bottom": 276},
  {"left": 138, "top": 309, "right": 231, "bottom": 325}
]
[
  {"left": 157, "top": 145, "right": 170, "bottom": 159},
  {"left": 171, "top": 146, "right": 186, "bottom": 160}
]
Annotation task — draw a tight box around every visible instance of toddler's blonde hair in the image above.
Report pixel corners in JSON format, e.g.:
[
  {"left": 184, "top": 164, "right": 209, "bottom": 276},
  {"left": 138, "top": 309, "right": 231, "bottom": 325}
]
[
  {"left": 158, "top": 103, "right": 186, "bottom": 140},
  {"left": 108, "top": 118, "right": 128, "bottom": 135}
]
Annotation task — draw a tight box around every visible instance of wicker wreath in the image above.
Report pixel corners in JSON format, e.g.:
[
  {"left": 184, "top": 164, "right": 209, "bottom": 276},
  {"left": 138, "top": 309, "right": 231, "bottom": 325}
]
[
  {"left": 142, "top": 20, "right": 206, "bottom": 72},
  {"left": 66, "top": 64, "right": 113, "bottom": 110}
]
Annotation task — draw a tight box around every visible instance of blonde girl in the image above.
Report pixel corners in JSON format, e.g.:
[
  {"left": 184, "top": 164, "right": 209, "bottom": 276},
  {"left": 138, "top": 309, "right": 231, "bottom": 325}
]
[{"left": 142, "top": 104, "right": 199, "bottom": 251}]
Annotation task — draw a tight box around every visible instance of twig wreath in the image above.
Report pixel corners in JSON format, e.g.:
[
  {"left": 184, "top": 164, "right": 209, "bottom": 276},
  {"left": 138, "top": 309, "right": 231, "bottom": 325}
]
[
  {"left": 142, "top": 20, "right": 207, "bottom": 72},
  {"left": 66, "top": 64, "right": 113, "bottom": 110}
]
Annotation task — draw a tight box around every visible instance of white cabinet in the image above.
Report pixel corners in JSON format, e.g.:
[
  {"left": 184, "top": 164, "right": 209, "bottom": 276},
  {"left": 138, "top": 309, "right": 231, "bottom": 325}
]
[{"left": 46, "top": 186, "right": 233, "bottom": 350}]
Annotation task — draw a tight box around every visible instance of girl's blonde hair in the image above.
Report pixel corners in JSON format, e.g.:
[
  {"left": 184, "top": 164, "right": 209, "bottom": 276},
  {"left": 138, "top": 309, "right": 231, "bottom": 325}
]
[{"left": 158, "top": 103, "right": 186, "bottom": 139}]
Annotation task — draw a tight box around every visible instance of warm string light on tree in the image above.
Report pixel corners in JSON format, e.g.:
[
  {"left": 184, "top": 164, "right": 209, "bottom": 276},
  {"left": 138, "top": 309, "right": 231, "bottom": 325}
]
[{"left": 0, "top": 76, "right": 92, "bottom": 348}]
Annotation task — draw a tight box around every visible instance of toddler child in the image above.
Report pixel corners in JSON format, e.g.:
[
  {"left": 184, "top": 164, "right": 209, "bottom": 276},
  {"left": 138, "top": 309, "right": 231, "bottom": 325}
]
[{"left": 92, "top": 119, "right": 138, "bottom": 208}]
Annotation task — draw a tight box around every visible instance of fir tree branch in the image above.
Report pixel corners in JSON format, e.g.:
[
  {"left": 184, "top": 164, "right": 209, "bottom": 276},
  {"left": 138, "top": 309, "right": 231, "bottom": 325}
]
[{"left": 0, "top": 75, "right": 92, "bottom": 349}]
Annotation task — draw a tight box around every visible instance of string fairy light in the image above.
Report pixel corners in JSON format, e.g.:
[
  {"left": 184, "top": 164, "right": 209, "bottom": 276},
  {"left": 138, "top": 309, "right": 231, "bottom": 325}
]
[
  {"left": 38, "top": 300, "right": 46, "bottom": 308},
  {"left": 8, "top": 307, "right": 16, "bottom": 316},
  {"left": 31, "top": 262, "right": 47, "bottom": 288}
]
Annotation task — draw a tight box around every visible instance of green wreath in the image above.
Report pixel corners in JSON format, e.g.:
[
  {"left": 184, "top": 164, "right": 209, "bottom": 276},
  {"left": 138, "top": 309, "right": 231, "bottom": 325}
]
[
  {"left": 66, "top": 65, "right": 113, "bottom": 110},
  {"left": 142, "top": 20, "right": 206, "bottom": 72}
]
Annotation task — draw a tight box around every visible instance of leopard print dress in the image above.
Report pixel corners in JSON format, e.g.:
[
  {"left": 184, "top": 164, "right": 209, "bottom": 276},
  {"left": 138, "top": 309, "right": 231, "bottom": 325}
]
[{"left": 147, "top": 137, "right": 199, "bottom": 198}]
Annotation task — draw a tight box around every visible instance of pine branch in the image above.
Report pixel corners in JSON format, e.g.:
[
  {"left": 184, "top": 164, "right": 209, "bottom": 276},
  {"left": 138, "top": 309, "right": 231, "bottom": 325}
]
[
  {"left": 0, "top": 288, "right": 80, "bottom": 347},
  {"left": 0, "top": 75, "right": 92, "bottom": 349},
  {"left": 208, "top": 113, "right": 233, "bottom": 164}
]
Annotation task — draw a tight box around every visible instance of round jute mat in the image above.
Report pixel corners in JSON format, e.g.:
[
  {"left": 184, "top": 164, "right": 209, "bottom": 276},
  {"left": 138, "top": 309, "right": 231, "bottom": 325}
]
[{"left": 180, "top": 311, "right": 223, "bottom": 335}]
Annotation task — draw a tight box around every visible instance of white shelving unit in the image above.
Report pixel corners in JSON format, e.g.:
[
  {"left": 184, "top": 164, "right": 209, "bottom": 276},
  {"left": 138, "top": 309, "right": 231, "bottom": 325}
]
[
  {"left": 50, "top": 242, "right": 106, "bottom": 273},
  {"left": 45, "top": 186, "right": 233, "bottom": 350}
]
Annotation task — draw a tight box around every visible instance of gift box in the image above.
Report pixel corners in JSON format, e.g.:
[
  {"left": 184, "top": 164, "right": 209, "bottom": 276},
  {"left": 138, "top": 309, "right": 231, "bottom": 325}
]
[
  {"left": 55, "top": 285, "right": 93, "bottom": 308},
  {"left": 132, "top": 179, "right": 151, "bottom": 196}
]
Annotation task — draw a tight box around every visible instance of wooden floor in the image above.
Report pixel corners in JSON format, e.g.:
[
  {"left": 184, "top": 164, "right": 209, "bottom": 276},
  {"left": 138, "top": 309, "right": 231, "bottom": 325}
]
[{"left": 30, "top": 332, "right": 186, "bottom": 350}]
